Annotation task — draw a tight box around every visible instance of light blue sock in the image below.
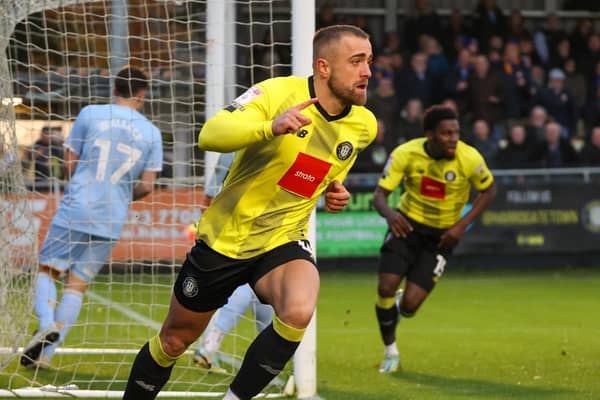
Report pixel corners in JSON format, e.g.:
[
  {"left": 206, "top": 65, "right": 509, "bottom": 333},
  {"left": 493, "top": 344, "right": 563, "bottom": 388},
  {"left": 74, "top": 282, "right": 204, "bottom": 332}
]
[
  {"left": 42, "top": 290, "right": 83, "bottom": 360},
  {"left": 34, "top": 272, "right": 57, "bottom": 330}
]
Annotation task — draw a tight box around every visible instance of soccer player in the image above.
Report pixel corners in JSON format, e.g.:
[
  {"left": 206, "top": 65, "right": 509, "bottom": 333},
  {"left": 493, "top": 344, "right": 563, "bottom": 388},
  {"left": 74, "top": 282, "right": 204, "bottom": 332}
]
[
  {"left": 123, "top": 24, "right": 376, "bottom": 400},
  {"left": 192, "top": 152, "right": 273, "bottom": 374},
  {"left": 373, "top": 105, "right": 496, "bottom": 373},
  {"left": 20, "top": 66, "right": 163, "bottom": 369}
]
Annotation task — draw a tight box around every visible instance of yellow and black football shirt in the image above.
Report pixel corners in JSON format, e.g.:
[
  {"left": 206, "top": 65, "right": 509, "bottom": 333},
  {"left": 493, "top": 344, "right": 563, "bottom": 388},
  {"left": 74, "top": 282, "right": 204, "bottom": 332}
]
[
  {"left": 197, "top": 76, "right": 377, "bottom": 259},
  {"left": 378, "top": 138, "right": 494, "bottom": 229}
]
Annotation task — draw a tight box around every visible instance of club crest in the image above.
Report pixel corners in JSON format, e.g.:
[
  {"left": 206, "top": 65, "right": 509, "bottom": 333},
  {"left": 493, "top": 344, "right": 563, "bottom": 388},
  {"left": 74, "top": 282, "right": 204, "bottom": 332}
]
[
  {"left": 336, "top": 141, "right": 353, "bottom": 160},
  {"left": 182, "top": 276, "right": 199, "bottom": 298}
]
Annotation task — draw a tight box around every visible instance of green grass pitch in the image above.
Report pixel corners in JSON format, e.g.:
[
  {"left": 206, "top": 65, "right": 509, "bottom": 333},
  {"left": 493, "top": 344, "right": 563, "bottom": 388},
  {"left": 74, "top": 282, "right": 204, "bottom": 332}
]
[{"left": 1, "top": 267, "right": 599, "bottom": 399}]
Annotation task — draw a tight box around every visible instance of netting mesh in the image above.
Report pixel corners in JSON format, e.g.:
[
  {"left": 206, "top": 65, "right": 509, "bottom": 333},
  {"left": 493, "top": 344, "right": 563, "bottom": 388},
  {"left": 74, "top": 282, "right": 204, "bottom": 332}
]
[{"left": 0, "top": 0, "right": 295, "bottom": 397}]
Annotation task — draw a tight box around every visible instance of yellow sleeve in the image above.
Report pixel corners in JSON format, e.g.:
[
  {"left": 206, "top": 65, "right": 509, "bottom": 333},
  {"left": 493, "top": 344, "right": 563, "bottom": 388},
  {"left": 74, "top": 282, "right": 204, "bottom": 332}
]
[
  {"left": 377, "top": 146, "right": 406, "bottom": 192},
  {"left": 198, "top": 85, "right": 274, "bottom": 152},
  {"left": 466, "top": 148, "right": 494, "bottom": 191}
]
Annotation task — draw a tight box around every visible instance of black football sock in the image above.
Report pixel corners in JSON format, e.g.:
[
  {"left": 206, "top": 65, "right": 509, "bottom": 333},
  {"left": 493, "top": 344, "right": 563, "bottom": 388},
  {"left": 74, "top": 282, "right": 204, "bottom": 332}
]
[
  {"left": 122, "top": 341, "right": 175, "bottom": 400},
  {"left": 376, "top": 301, "right": 399, "bottom": 346},
  {"left": 229, "top": 321, "right": 302, "bottom": 399}
]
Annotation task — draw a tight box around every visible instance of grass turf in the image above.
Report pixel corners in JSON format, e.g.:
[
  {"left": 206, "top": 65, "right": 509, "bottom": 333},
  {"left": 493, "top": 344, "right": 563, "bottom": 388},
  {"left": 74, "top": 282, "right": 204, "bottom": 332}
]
[{"left": 1, "top": 267, "right": 599, "bottom": 399}]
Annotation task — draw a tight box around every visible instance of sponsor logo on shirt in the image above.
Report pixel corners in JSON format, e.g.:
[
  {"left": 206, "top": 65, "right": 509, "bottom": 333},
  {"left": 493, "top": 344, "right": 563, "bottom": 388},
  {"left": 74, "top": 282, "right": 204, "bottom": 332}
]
[
  {"left": 420, "top": 176, "right": 445, "bottom": 199},
  {"left": 278, "top": 152, "right": 332, "bottom": 198},
  {"left": 225, "top": 86, "right": 263, "bottom": 112}
]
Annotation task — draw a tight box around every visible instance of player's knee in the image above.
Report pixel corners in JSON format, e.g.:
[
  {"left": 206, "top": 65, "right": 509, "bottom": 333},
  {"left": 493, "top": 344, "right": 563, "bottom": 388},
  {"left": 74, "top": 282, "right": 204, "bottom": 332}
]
[
  {"left": 399, "top": 298, "right": 421, "bottom": 317},
  {"left": 159, "top": 332, "right": 189, "bottom": 358},
  {"left": 399, "top": 306, "right": 417, "bottom": 318},
  {"left": 277, "top": 304, "right": 314, "bottom": 329},
  {"left": 377, "top": 281, "right": 397, "bottom": 298}
]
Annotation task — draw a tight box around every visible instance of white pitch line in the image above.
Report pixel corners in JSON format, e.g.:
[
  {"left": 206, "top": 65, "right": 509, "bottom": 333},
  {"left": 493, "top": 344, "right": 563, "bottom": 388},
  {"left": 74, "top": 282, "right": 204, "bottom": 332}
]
[{"left": 86, "top": 290, "right": 162, "bottom": 330}]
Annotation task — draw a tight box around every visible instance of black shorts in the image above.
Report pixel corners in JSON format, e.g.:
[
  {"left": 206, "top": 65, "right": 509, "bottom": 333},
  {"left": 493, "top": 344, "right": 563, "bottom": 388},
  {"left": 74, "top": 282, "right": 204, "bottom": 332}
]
[
  {"left": 174, "top": 240, "right": 316, "bottom": 312},
  {"left": 378, "top": 215, "right": 453, "bottom": 292}
]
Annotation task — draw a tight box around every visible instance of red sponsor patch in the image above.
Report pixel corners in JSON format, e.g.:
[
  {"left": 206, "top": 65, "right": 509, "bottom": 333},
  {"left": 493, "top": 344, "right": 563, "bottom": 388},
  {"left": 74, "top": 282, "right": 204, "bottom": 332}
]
[
  {"left": 420, "top": 176, "right": 446, "bottom": 199},
  {"left": 278, "top": 153, "right": 332, "bottom": 198}
]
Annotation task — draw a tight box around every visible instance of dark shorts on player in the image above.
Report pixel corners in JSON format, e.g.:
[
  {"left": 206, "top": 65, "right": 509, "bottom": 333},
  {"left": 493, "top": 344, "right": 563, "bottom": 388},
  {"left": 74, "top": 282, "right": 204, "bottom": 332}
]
[
  {"left": 174, "top": 240, "right": 316, "bottom": 312},
  {"left": 378, "top": 214, "right": 453, "bottom": 292}
]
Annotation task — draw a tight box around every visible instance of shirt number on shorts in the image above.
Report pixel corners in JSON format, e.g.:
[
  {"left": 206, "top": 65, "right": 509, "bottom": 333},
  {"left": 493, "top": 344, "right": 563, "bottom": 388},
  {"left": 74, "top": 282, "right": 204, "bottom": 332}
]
[{"left": 432, "top": 254, "right": 447, "bottom": 281}]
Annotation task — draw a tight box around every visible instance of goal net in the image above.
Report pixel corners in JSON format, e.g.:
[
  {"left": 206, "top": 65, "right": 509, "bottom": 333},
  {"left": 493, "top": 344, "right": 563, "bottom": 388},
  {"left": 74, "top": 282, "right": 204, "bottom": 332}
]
[{"left": 0, "top": 0, "right": 315, "bottom": 397}]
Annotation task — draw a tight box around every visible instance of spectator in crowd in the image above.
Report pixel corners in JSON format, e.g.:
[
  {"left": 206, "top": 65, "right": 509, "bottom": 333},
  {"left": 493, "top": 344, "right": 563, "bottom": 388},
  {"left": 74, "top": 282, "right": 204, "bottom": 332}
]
[
  {"left": 468, "top": 119, "right": 499, "bottom": 166},
  {"left": 569, "top": 18, "right": 594, "bottom": 65},
  {"left": 444, "top": 47, "right": 472, "bottom": 117},
  {"left": 579, "top": 126, "right": 600, "bottom": 166},
  {"left": 395, "top": 52, "right": 433, "bottom": 109},
  {"left": 531, "top": 121, "right": 579, "bottom": 167},
  {"left": 440, "top": 8, "right": 472, "bottom": 61},
  {"left": 370, "top": 49, "right": 395, "bottom": 89},
  {"left": 506, "top": 9, "right": 532, "bottom": 43},
  {"left": 527, "top": 64, "right": 546, "bottom": 105},
  {"left": 398, "top": 98, "right": 424, "bottom": 142},
  {"left": 534, "top": 68, "right": 578, "bottom": 137},
  {"left": 441, "top": 98, "right": 460, "bottom": 116},
  {"left": 582, "top": 61, "right": 600, "bottom": 132},
  {"left": 316, "top": 2, "right": 339, "bottom": 29},
  {"left": 403, "top": 0, "right": 443, "bottom": 54},
  {"left": 549, "top": 37, "right": 572, "bottom": 71},
  {"left": 25, "top": 126, "right": 64, "bottom": 186},
  {"left": 366, "top": 76, "right": 401, "bottom": 147},
  {"left": 251, "top": 29, "right": 291, "bottom": 84},
  {"left": 472, "top": 0, "right": 507, "bottom": 53},
  {"left": 579, "top": 33, "right": 600, "bottom": 85},
  {"left": 519, "top": 37, "right": 543, "bottom": 69},
  {"left": 525, "top": 105, "right": 549, "bottom": 145},
  {"left": 563, "top": 58, "right": 587, "bottom": 113},
  {"left": 353, "top": 120, "right": 394, "bottom": 174},
  {"left": 467, "top": 54, "right": 505, "bottom": 139},
  {"left": 487, "top": 34, "right": 506, "bottom": 67},
  {"left": 495, "top": 123, "right": 538, "bottom": 169},
  {"left": 351, "top": 15, "right": 374, "bottom": 40},
  {"left": 422, "top": 35, "right": 449, "bottom": 103},
  {"left": 501, "top": 41, "right": 532, "bottom": 120},
  {"left": 381, "top": 31, "right": 403, "bottom": 54},
  {"left": 533, "top": 13, "right": 567, "bottom": 67}
]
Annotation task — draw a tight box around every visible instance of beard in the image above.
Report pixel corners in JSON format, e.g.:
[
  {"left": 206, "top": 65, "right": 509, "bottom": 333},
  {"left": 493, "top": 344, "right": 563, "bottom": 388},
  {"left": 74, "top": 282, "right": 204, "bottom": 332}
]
[{"left": 327, "top": 72, "right": 367, "bottom": 106}]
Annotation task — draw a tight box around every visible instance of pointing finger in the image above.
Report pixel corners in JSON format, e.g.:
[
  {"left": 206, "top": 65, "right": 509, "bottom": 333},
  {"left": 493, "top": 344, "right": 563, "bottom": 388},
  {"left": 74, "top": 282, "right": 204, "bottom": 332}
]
[{"left": 293, "top": 97, "right": 318, "bottom": 111}]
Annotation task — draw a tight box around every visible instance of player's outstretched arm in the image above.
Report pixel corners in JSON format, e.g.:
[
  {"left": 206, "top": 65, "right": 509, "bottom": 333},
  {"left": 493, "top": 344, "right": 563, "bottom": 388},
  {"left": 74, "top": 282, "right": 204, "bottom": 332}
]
[
  {"left": 324, "top": 180, "right": 350, "bottom": 213},
  {"left": 199, "top": 98, "right": 317, "bottom": 152}
]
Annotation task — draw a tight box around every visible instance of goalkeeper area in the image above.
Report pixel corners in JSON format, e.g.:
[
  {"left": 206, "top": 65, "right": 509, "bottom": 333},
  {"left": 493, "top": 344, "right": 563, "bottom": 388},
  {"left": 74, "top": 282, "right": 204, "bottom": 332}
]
[
  {"left": 0, "top": 0, "right": 311, "bottom": 397},
  {"left": 1, "top": 268, "right": 599, "bottom": 399}
]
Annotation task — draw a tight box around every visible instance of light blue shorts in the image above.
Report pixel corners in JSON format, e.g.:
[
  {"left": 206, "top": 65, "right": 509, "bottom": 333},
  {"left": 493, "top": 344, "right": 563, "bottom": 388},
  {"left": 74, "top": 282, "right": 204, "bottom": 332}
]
[{"left": 39, "top": 224, "right": 116, "bottom": 283}]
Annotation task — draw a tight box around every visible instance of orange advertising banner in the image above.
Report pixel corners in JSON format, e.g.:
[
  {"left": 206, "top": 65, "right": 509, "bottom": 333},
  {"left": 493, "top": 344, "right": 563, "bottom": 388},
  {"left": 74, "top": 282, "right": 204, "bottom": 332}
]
[{"left": 24, "top": 188, "right": 206, "bottom": 262}]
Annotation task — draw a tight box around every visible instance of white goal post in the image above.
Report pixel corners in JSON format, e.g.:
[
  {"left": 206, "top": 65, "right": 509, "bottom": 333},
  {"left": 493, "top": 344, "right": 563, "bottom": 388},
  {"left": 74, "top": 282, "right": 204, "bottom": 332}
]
[{"left": 0, "top": 0, "right": 317, "bottom": 398}]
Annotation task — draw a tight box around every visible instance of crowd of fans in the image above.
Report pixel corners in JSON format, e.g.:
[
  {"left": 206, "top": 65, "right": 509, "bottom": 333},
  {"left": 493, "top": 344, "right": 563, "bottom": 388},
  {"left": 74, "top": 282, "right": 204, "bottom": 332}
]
[{"left": 318, "top": 1, "right": 600, "bottom": 173}]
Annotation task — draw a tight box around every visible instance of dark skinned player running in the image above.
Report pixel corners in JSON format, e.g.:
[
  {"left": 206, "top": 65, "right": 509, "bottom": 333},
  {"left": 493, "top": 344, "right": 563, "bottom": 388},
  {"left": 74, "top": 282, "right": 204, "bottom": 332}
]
[{"left": 372, "top": 105, "right": 497, "bottom": 373}]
